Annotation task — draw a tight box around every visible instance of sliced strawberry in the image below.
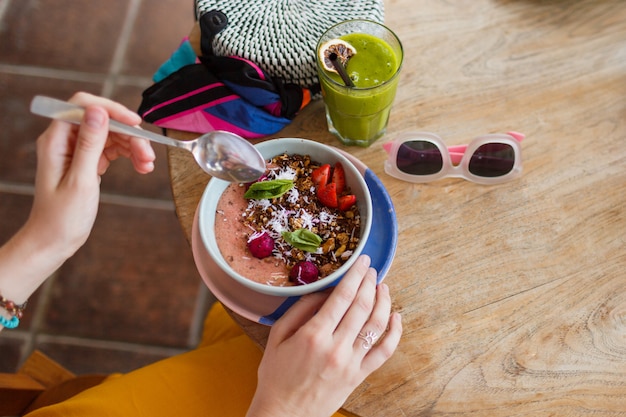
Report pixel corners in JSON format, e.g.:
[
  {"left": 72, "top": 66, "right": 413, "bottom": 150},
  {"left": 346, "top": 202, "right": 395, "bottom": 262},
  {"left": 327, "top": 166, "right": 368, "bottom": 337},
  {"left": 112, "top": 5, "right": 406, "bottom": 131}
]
[
  {"left": 314, "top": 162, "right": 357, "bottom": 210},
  {"left": 311, "top": 164, "right": 331, "bottom": 186},
  {"left": 317, "top": 182, "right": 338, "bottom": 208},
  {"left": 331, "top": 162, "right": 346, "bottom": 194},
  {"left": 338, "top": 194, "right": 356, "bottom": 211}
]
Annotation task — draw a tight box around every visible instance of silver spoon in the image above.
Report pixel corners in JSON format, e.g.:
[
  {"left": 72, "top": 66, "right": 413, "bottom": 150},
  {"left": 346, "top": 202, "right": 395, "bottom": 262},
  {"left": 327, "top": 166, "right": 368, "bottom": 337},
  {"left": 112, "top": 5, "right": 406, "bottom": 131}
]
[{"left": 30, "top": 95, "right": 266, "bottom": 183}]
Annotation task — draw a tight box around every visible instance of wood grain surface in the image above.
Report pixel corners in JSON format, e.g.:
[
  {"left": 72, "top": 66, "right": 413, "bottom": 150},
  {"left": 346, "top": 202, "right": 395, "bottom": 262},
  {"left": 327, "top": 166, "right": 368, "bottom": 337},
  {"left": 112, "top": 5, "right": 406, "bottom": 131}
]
[{"left": 167, "top": 0, "right": 625, "bottom": 415}]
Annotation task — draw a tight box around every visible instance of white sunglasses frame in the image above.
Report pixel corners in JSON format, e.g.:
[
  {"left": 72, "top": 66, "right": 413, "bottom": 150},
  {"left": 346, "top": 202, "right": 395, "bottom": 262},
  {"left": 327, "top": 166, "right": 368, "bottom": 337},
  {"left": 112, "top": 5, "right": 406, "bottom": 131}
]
[{"left": 383, "top": 131, "right": 524, "bottom": 185}]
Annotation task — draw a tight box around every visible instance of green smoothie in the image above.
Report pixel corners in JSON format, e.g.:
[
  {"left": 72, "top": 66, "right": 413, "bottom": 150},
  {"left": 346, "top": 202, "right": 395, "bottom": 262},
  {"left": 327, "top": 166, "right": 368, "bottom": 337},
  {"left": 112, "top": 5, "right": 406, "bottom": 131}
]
[{"left": 317, "top": 23, "right": 403, "bottom": 147}]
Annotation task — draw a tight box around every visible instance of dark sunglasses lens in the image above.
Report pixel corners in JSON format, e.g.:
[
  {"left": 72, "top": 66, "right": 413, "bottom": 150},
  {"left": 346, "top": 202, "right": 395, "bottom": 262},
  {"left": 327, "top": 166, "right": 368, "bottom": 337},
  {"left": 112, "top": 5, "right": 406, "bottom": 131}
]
[
  {"left": 396, "top": 141, "right": 443, "bottom": 175},
  {"left": 469, "top": 143, "right": 515, "bottom": 177}
]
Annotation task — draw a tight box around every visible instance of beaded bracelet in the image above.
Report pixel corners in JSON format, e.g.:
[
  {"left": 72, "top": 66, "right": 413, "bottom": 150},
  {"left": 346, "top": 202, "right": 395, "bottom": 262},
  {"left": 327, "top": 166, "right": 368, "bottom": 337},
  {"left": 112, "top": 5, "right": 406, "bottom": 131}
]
[
  {"left": 0, "top": 295, "right": 27, "bottom": 328},
  {"left": 0, "top": 295, "right": 27, "bottom": 319},
  {"left": 0, "top": 314, "right": 19, "bottom": 329}
]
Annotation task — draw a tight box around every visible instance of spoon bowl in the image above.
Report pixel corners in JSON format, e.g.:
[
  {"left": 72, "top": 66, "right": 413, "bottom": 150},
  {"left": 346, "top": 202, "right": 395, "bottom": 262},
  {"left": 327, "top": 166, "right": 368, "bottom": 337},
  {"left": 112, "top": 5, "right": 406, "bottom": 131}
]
[{"left": 30, "top": 95, "right": 266, "bottom": 183}]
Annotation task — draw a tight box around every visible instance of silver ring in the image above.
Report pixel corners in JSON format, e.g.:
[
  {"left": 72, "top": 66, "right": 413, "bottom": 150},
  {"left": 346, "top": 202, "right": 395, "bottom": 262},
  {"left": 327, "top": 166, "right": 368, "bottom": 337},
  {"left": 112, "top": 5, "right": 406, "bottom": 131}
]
[{"left": 357, "top": 330, "right": 379, "bottom": 350}]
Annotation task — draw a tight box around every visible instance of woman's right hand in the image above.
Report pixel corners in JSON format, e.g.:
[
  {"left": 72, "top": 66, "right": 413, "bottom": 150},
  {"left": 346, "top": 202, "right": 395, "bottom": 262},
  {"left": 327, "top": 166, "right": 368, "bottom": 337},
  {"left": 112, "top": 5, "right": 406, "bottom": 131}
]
[
  {"left": 0, "top": 92, "right": 155, "bottom": 306},
  {"left": 246, "top": 254, "right": 402, "bottom": 417},
  {"left": 27, "top": 92, "right": 155, "bottom": 259}
]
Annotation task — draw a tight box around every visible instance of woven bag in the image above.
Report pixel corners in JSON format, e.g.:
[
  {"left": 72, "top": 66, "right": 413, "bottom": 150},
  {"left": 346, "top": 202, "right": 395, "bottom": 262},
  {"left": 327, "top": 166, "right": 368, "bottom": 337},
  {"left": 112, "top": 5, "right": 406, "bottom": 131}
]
[{"left": 195, "top": 0, "right": 384, "bottom": 89}]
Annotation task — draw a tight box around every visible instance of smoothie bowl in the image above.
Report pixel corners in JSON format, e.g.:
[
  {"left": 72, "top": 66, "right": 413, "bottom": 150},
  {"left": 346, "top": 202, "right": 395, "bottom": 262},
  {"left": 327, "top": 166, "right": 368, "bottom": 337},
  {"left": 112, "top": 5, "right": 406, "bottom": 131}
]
[{"left": 198, "top": 138, "right": 373, "bottom": 297}]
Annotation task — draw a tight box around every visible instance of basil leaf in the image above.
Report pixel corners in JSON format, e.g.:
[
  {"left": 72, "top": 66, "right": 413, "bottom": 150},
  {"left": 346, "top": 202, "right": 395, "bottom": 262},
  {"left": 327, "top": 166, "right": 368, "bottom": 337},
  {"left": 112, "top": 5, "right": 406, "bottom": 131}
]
[
  {"left": 282, "top": 229, "right": 322, "bottom": 253},
  {"left": 244, "top": 179, "right": 294, "bottom": 200}
]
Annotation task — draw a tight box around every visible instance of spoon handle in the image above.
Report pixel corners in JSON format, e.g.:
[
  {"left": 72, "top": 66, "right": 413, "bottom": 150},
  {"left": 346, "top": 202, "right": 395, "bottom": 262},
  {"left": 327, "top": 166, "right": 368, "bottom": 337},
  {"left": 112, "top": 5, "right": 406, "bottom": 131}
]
[{"left": 30, "top": 95, "right": 191, "bottom": 150}]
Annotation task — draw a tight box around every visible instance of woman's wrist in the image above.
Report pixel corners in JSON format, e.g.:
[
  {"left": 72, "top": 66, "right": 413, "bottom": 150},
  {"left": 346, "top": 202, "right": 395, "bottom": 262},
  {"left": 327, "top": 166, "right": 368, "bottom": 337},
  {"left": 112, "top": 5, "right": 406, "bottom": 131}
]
[
  {"left": 246, "top": 395, "right": 309, "bottom": 417},
  {"left": 0, "top": 222, "right": 71, "bottom": 304}
]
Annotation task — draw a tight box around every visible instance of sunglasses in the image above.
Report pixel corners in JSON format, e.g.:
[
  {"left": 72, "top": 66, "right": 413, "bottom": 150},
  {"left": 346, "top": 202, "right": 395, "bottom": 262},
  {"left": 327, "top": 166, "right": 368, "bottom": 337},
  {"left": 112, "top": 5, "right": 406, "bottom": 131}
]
[{"left": 383, "top": 131, "right": 524, "bottom": 185}]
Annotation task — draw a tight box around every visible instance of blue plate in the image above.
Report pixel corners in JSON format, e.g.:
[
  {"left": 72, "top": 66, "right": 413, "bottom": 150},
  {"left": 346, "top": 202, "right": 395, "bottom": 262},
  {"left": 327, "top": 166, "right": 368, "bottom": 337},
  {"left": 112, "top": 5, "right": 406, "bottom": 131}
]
[{"left": 191, "top": 150, "right": 398, "bottom": 325}]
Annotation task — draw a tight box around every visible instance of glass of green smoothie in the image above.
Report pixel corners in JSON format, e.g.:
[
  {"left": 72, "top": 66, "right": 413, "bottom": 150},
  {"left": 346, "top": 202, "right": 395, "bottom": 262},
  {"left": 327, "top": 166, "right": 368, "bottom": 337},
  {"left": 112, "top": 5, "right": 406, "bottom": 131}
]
[{"left": 316, "top": 20, "right": 403, "bottom": 147}]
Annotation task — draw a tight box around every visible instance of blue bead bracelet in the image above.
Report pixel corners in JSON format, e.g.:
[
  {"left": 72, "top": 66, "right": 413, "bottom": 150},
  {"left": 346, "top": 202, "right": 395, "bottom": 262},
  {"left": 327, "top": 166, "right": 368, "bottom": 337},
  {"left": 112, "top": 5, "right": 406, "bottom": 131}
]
[{"left": 0, "top": 314, "right": 19, "bottom": 329}]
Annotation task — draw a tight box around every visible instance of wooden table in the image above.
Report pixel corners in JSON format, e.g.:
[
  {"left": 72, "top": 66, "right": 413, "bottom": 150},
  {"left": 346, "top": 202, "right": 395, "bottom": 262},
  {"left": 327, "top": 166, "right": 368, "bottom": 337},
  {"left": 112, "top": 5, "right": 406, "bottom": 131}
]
[{"left": 167, "top": 1, "right": 626, "bottom": 415}]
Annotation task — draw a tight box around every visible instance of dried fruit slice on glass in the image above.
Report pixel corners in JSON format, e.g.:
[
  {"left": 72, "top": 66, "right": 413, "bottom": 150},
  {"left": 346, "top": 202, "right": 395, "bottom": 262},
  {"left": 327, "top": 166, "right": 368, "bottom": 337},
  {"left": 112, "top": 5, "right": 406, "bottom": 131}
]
[{"left": 318, "top": 39, "right": 357, "bottom": 72}]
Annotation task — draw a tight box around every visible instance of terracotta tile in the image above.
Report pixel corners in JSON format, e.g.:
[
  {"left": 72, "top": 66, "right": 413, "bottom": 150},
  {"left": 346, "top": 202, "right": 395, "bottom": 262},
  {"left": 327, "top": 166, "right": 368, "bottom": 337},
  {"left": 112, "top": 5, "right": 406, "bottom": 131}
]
[
  {"left": 0, "top": 193, "right": 32, "bottom": 246},
  {"left": 110, "top": 83, "right": 151, "bottom": 113},
  {"left": 42, "top": 203, "right": 200, "bottom": 348},
  {"left": 32, "top": 342, "right": 179, "bottom": 374},
  {"left": 0, "top": 0, "right": 130, "bottom": 72},
  {"left": 0, "top": 73, "right": 103, "bottom": 184},
  {"left": 97, "top": 142, "right": 174, "bottom": 201},
  {"left": 0, "top": 337, "right": 26, "bottom": 372},
  {"left": 123, "top": 0, "right": 195, "bottom": 77}
]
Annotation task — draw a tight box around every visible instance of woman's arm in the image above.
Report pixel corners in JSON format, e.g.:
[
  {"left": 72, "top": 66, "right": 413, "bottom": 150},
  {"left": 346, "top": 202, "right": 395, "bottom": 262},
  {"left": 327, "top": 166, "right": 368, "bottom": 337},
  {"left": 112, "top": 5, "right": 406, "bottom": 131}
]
[{"left": 0, "top": 92, "right": 155, "bottom": 329}]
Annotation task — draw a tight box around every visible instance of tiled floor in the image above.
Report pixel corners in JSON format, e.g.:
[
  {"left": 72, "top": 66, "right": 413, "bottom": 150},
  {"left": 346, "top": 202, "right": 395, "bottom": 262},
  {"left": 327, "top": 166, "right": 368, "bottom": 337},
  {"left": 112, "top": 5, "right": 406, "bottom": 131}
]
[{"left": 0, "top": 0, "right": 216, "bottom": 375}]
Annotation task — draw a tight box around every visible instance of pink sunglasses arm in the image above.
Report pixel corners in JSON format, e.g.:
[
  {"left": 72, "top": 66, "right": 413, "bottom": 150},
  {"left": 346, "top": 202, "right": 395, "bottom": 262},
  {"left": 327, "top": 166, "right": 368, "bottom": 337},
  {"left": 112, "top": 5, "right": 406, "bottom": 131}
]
[{"left": 506, "top": 131, "right": 525, "bottom": 142}]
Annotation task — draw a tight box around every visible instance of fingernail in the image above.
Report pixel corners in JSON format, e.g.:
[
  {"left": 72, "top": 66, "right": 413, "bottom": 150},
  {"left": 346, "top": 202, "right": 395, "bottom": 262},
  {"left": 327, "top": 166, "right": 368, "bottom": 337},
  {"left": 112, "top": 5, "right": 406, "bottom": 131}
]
[
  {"left": 85, "top": 108, "right": 106, "bottom": 129},
  {"left": 393, "top": 312, "right": 402, "bottom": 324}
]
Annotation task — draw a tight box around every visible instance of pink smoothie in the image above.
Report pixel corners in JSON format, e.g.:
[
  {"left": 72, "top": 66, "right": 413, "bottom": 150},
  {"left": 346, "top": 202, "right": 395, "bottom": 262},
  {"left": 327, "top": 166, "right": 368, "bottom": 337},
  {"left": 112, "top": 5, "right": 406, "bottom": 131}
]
[{"left": 214, "top": 183, "right": 290, "bottom": 286}]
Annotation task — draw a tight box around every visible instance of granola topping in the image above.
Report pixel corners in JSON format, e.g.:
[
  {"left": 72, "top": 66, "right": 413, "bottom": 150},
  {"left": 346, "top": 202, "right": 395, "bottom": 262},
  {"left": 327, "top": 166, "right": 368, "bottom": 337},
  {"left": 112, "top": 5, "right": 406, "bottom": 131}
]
[{"left": 238, "top": 153, "right": 362, "bottom": 285}]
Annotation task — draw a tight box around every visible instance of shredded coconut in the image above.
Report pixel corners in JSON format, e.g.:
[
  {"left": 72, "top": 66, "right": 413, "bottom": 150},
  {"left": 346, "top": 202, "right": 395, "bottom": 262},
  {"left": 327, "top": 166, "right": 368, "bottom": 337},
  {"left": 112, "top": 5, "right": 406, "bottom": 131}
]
[{"left": 240, "top": 153, "right": 362, "bottom": 280}]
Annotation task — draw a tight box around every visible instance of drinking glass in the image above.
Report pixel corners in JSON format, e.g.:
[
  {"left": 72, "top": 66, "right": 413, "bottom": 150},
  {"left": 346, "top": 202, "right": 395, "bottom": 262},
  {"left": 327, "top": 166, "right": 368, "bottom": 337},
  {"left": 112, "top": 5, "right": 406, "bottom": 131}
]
[{"left": 316, "top": 20, "right": 403, "bottom": 147}]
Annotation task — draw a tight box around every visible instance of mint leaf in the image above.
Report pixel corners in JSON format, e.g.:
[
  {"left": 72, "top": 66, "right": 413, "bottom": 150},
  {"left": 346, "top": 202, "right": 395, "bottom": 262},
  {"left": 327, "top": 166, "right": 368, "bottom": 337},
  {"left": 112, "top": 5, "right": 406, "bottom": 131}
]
[
  {"left": 282, "top": 229, "right": 322, "bottom": 253},
  {"left": 244, "top": 179, "right": 294, "bottom": 200}
]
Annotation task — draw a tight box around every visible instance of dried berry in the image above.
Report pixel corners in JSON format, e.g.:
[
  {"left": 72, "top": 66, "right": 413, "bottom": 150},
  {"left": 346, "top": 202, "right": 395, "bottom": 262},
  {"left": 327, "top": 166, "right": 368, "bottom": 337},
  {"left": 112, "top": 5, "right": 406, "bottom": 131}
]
[
  {"left": 247, "top": 231, "right": 274, "bottom": 259},
  {"left": 289, "top": 261, "right": 320, "bottom": 285}
]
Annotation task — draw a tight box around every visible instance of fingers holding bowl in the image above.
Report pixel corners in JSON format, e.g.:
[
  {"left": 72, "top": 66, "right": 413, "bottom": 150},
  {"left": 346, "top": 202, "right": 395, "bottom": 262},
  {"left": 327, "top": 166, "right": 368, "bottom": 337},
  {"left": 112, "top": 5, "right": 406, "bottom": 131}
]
[
  {"left": 334, "top": 260, "right": 402, "bottom": 378},
  {"left": 333, "top": 265, "right": 378, "bottom": 345},
  {"left": 353, "top": 281, "right": 393, "bottom": 353},
  {"left": 311, "top": 254, "right": 373, "bottom": 332},
  {"left": 318, "top": 252, "right": 401, "bottom": 367}
]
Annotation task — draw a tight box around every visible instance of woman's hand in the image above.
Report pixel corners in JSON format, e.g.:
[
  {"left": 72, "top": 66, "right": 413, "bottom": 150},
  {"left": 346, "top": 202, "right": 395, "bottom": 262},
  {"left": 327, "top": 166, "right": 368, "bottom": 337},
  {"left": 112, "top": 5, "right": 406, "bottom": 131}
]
[
  {"left": 0, "top": 92, "right": 155, "bottom": 305},
  {"left": 26, "top": 92, "right": 155, "bottom": 257},
  {"left": 246, "top": 254, "right": 403, "bottom": 417}
]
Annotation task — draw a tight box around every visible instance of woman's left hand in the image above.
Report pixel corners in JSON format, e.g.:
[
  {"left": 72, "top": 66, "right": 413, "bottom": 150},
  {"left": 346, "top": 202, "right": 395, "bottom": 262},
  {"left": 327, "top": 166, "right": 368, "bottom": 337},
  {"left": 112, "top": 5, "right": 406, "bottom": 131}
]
[{"left": 247, "top": 254, "right": 403, "bottom": 417}]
